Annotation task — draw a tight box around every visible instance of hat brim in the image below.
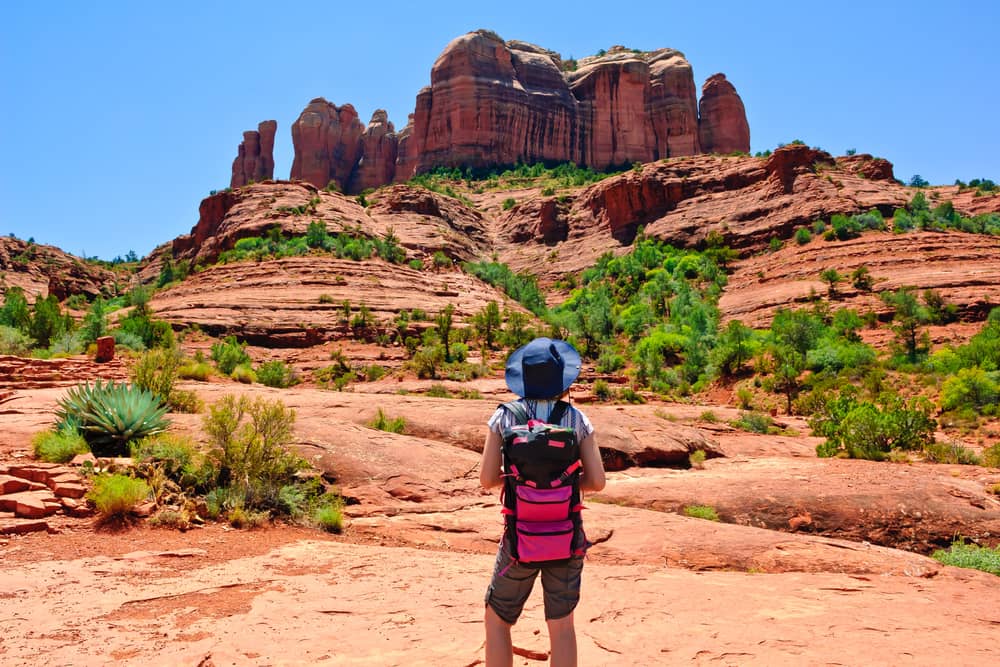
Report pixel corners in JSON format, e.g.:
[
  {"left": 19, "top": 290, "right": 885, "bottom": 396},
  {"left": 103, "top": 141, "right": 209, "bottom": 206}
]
[{"left": 504, "top": 338, "right": 581, "bottom": 399}]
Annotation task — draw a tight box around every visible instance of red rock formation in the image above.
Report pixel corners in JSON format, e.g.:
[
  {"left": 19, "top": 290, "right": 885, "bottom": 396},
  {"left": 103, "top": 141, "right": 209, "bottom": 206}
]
[
  {"left": 290, "top": 99, "right": 364, "bottom": 190},
  {"left": 293, "top": 32, "right": 749, "bottom": 190},
  {"left": 646, "top": 49, "right": 701, "bottom": 157},
  {"left": 407, "top": 32, "right": 578, "bottom": 175},
  {"left": 569, "top": 49, "right": 654, "bottom": 169},
  {"left": 230, "top": 120, "right": 277, "bottom": 188},
  {"left": 698, "top": 73, "right": 750, "bottom": 154},
  {"left": 349, "top": 110, "right": 398, "bottom": 193}
]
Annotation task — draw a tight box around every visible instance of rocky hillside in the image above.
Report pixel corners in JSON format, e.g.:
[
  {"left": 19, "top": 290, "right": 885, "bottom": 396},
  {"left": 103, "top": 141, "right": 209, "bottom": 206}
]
[
  {"left": 229, "top": 30, "right": 750, "bottom": 193},
  {"left": 0, "top": 236, "right": 116, "bottom": 302}
]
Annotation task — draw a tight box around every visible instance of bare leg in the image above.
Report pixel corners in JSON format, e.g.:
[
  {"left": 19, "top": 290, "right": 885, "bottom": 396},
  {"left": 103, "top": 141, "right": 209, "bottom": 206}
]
[
  {"left": 485, "top": 605, "right": 513, "bottom": 667},
  {"left": 547, "top": 612, "right": 577, "bottom": 667}
]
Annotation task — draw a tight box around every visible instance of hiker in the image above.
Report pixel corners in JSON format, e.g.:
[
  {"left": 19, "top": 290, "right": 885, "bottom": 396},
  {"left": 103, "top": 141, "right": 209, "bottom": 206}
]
[{"left": 480, "top": 337, "right": 606, "bottom": 667}]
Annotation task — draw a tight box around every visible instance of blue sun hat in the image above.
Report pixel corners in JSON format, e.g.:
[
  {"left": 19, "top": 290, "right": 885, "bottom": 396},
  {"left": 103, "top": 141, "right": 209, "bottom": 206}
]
[{"left": 504, "top": 337, "right": 582, "bottom": 399}]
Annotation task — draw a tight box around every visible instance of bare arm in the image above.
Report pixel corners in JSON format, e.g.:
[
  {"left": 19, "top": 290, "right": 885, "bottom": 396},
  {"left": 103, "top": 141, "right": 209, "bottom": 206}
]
[
  {"left": 479, "top": 429, "right": 504, "bottom": 489},
  {"left": 578, "top": 431, "right": 606, "bottom": 492}
]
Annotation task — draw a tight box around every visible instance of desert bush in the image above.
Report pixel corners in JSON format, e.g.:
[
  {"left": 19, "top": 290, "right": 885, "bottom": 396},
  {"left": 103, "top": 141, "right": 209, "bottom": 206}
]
[
  {"left": 688, "top": 449, "right": 707, "bottom": 469},
  {"left": 699, "top": 411, "right": 718, "bottom": 423},
  {"left": 501, "top": 197, "right": 516, "bottom": 210},
  {"left": 731, "top": 411, "right": 773, "bottom": 434},
  {"left": 682, "top": 505, "right": 720, "bottom": 521},
  {"left": 0, "top": 325, "right": 32, "bottom": 355},
  {"left": 794, "top": 227, "right": 812, "bottom": 245},
  {"left": 313, "top": 498, "right": 344, "bottom": 533},
  {"left": 130, "top": 433, "right": 210, "bottom": 490},
  {"left": 932, "top": 541, "right": 1000, "bottom": 576},
  {"left": 168, "top": 388, "right": 203, "bottom": 414},
  {"left": 87, "top": 474, "right": 150, "bottom": 518},
  {"left": 178, "top": 360, "right": 213, "bottom": 381},
  {"left": 48, "top": 330, "right": 86, "bottom": 356},
  {"left": 113, "top": 329, "right": 146, "bottom": 352},
  {"left": 131, "top": 348, "right": 180, "bottom": 402},
  {"left": 203, "top": 394, "right": 305, "bottom": 513},
  {"left": 231, "top": 363, "right": 257, "bottom": 384},
  {"left": 32, "top": 426, "right": 89, "bottom": 462},
  {"left": 811, "top": 393, "right": 936, "bottom": 461},
  {"left": 56, "top": 380, "right": 170, "bottom": 457},
  {"left": 922, "top": 441, "right": 981, "bottom": 465},
  {"left": 425, "top": 383, "right": 450, "bottom": 398},
  {"left": 456, "top": 388, "right": 482, "bottom": 400},
  {"left": 593, "top": 379, "right": 612, "bottom": 401},
  {"left": 983, "top": 443, "right": 1000, "bottom": 468},
  {"left": 256, "top": 360, "right": 299, "bottom": 388},
  {"left": 940, "top": 367, "right": 999, "bottom": 414},
  {"left": 211, "top": 335, "right": 251, "bottom": 375},
  {"left": 370, "top": 408, "right": 406, "bottom": 434},
  {"left": 619, "top": 387, "right": 646, "bottom": 404}
]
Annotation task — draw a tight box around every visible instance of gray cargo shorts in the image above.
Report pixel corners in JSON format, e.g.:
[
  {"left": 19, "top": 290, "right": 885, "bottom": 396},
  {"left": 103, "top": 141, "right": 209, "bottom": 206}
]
[{"left": 484, "top": 544, "right": 584, "bottom": 625}]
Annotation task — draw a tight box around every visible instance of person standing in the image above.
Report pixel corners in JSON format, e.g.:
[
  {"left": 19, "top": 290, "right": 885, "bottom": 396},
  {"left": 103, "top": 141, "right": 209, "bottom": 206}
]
[{"left": 479, "top": 337, "right": 606, "bottom": 667}]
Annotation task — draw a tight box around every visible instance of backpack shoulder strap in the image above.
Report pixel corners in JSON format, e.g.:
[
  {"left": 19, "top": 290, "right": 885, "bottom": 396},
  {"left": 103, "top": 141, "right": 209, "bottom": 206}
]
[
  {"left": 548, "top": 400, "right": 570, "bottom": 426},
  {"left": 500, "top": 400, "right": 529, "bottom": 425}
]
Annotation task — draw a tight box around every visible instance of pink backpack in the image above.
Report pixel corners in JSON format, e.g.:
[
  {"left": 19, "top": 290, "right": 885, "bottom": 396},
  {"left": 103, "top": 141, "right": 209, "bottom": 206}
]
[{"left": 499, "top": 400, "right": 585, "bottom": 564}]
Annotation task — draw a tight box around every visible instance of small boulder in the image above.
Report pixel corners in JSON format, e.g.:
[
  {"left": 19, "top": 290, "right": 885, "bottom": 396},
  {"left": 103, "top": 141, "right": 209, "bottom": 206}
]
[
  {"left": 0, "top": 475, "right": 30, "bottom": 495},
  {"left": 95, "top": 336, "right": 115, "bottom": 363},
  {"left": 0, "top": 518, "right": 49, "bottom": 535}
]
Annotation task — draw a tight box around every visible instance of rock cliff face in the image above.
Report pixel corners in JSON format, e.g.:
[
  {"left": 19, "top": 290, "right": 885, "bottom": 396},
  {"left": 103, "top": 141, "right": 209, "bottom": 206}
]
[
  {"left": 286, "top": 31, "right": 750, "bottom": 192},
  {"left": 349, "top": 110, "right": 399, "bottom": 193},
  {"left": 698, "top": 74, "right": 750, "bottom": 155},
  {"left": 230, "top": 120, "right": 277, "bottom": 188},
  {"left": 290, "top": 99, "right": 364, "bottom": 191}
]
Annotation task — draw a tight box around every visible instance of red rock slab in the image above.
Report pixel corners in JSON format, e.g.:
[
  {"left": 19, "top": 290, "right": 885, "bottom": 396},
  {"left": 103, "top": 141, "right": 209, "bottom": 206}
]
[
  {"left": 51, "top": 482, "right": 86, "bottom": 499},
  {"left": 13, "top": 494, "right": 58, "bottom": 519},
  {"left": 0, "top": 518, "right": 49, "bottom": 535},
  {"left": 592, "top": 456, "right": 1000, "bottom": 552},
  {"left": 0, "top": 490, "right": 58, "bottom": 513},
  {"left": 2, "top": 539, "right": 998, "bottom": 665},
  {"left": 6, "top": 463, "right": 71, "bottom": 484},
  {"left": 46, "top": 472, "right": 83, "bottom": 489},
  {"left": 0, "top": 475, "right": 31, "bottom": 494}
]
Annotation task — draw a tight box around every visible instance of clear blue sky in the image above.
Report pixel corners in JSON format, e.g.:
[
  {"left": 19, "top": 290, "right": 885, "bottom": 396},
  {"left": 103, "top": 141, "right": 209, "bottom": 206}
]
[{"left": 2, "top": 1, "right": 997, "bottom": 260}]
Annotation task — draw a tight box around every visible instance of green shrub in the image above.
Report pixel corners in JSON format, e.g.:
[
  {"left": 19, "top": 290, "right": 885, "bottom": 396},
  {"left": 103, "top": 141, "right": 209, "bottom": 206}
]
[
  {"left": 32, "top": 427, "right": 89, "bottom": 462},
  {"left": 0, "top": 324, "right": 32, "bottom": 355},
  {"left": 55, "top": 380, "right": 170, "bottom": 457},
  {"left": 940, "top": 367, "right": 999, "bottom": 414},
  {"left": 932, "top": 542, "right": 1000, "bottom": 576},
  {"left": 112, "top": 329, "right": 146, "bottom": 352},
  {"left": 203, "top": 395, "right": 304, "bottom": 511},
  {"left": 130, "top": 433, "right": 212, "bottom": 492},
  {"left": 426, "top": 383, "right": 450, "bottom": 398},
  {"left": 922, "top": 441, "right": 981, "bottom": 465},
  {"left": 794, "top": 227, "right": 812, "bottom": 245},
  {"left": 683, "top": 505, "right": 720, "bottom": 521},
  {"left": 313, "top": 498, "right": 344, "bottom": 533},
  {"left": 48, "top": 330, "right": 86, "bottom": 356},
  {"left": 688, "top": 449, "right": 707, "bottom": 468},
  {"left": 619, "top": 387, "right": 646, "bottom": 404},
  {"left": 699, "top": 411, "right": 718, "bottom": 423},
  {"left": 178, "top": 360, "right": 213, "bottom": 381},
  {"left": 593, "top": 379, "right": 612, "bottom": 401},
  {"left": 131, "top": 348, "right": 180, "bottom": 402},
  {"left": 731, "top": 411, "right": 773, "bottom": 434},
  {"left": 256, "top": 360, "right": 299, "bottom": 388},
  {"left": 811, "top": 393, "right": 936, "bottom": 461},
  {"left": 456, "top": 388, "right": 482, "bottom": 400},
  {"left": 168, "top": 389, "right": 203, "bottom": 414},
  {"left": 982, "top": 443, "right": 1000, "bottom": 468},
  {"left": 87, "top": 474, "right": 150, "bottom": 518},
  {"left": 318, "top": 293, "right": 335, "bottom": 304},
  {"left": 211, "top": 336, "right": 251, "bottom": 375},
  {"left": 231, "top": 363, "right": 257, "bottom": 384},
  {"left": 501, "top": 197, "right": 516, "bottom": 210},
  {"left": 369, "top": 408, "right": 406, "bottom": 434}
]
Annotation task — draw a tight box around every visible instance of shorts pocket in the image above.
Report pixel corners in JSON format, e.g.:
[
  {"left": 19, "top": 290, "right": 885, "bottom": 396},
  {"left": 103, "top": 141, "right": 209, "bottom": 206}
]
[
  {"left": 516, "top": 485, "right": 572, "bottom": 522},
  {"left": 515, "top": 519, "right": 574, "bottom": 563}
]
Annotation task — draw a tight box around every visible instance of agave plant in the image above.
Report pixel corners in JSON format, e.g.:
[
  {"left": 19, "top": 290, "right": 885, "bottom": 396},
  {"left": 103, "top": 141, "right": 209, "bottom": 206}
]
[{"left": 55, "top": 380, "right": 170, "bottom": 457}]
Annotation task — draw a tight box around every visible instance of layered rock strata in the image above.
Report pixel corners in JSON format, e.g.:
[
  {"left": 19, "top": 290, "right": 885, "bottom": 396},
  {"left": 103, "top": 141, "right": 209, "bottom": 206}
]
[
  {"left": 230, "top": 120, "right": 277, "bottom": 188},
  {"left": 286, "top": 31, "right": 750, "bottom": 192}
]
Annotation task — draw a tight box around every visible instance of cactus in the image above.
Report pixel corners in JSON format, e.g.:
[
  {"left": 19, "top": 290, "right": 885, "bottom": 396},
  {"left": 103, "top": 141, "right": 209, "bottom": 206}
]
[{"left": 56, "top": 380, "right": 170, "bottom": 457}]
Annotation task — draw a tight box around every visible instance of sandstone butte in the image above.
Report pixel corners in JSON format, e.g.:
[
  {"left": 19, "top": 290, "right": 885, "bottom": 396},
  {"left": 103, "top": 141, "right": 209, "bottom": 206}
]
[{"left": 228, "top": 30, "right": 750, "bottom": 192}]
